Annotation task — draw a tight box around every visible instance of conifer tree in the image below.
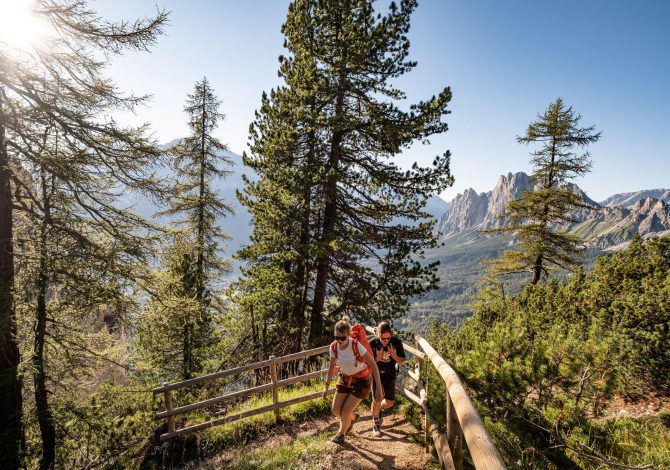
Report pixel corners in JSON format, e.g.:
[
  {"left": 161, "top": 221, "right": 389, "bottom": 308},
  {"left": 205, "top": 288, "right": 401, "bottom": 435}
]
[
  {"left": 0, "top": 2, "right": 167, "bottom": 466},
  {"left": 12, "top": 115, "right": 151, "bottom": 468},
  {"left": 136, "top": 78, "right": 233, "bottom": 381},
  {"left": 239, "top": 0, "right": 453, "bottom": 351},
  {"left": 486, "top": 98, "right": 600, "bottom": 284}
]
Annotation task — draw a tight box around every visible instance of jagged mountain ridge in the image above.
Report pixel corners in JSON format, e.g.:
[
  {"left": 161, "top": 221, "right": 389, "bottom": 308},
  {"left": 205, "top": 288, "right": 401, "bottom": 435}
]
[
  {"left": 435, "top": 172, "right": 670, "bottom": 248},
  {"left": 599, "top": 188, "right": 670, "bottom": 208}
]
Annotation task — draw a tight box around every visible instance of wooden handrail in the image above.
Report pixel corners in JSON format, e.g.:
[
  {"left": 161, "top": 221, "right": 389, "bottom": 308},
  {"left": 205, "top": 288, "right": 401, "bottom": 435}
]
[
  {"left": 153, "top": 344, "right": 332, "bottom": 394},
  {"left": 415, "top": 335, "right": 506, "bottom": 469},
  {"left": 157, "top": 368, "right": 327, "bottom": 419},
  {"left": 152, "top": 325, "right": 506, "bottom": 469}
]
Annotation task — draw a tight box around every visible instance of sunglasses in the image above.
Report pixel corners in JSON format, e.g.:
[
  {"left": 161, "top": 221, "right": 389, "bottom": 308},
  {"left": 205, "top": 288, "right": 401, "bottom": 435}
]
[
  {"left": 334, "top": 335, "right": 348, "bottom": 341},
  {"left": 380, "top": 336, "right": 391, "bottom": 341}
]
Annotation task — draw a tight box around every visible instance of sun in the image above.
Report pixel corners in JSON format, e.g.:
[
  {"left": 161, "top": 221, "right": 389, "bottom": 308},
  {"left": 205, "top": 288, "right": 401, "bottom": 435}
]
[{"left": 0, "top": 1, "right": 50, "bottom": 53}]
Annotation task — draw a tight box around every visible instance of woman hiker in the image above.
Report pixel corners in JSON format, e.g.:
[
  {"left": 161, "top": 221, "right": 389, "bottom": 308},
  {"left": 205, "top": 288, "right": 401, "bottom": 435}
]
[
  {"left": 369, "top": 320, "right": 406, "bottom": 436},
  {"left": 323, "top": 316, "right": 383, "bottom": 444}
]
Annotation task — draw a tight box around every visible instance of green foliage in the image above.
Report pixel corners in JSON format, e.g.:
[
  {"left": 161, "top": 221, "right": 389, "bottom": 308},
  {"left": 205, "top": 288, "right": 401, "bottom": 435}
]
[
  {"left": 238, "top": 0, "right": 454, "bottom": 354},
  {"left": 486, "top": 98, "right": 600, "bottom": 284},
  {"left": 2, "top": 1, "right": 168, "bottom": 465},
  {"left": 19, "top": 383, "right": 157, "bottom": 469},
  {"left": 428, "top": 236, "right": 670, "bottom": 467},
  {"left": 133, "top": 79, "right": 234, "bottom": 383}
]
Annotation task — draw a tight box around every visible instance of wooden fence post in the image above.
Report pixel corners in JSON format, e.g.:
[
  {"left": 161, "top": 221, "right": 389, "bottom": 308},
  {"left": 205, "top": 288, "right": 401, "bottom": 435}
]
[
  {"left": 417, "top": 340, "right": 429, "bottom": 453},
  {"left": 446, "top": 391, "right": 463, "bottom": 469},
  {"left": 269, "top": 355, "right": 280, "bottom": 420},
  {"left": 163, "top": 383, "right": 176, "bottom": 434}
]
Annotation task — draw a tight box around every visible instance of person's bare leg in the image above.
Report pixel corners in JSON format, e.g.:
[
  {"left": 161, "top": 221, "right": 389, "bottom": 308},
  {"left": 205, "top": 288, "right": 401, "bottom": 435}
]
[
  {"left": 371, "top": 393, "right": 381, "bottom": 417},
  {"left": 331, "top": 392, "right": 348, "bottom": 418},
  {"left": 340, "top": 394, "right": 363, "bottom": 434}
]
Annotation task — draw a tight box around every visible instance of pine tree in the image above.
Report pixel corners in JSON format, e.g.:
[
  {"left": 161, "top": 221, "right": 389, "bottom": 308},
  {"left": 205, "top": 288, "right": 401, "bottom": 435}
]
[
  {"left": 0, "top": 2, "right": 167, "bottom": 466},
  {"left": 486, "top": 98, "right": 600, "bottom": 284},
  {"left": 239, "top": 0, "right": 454, "bottom": 351},
  {"left": 136, "top": 78, "right": 233, "bottom": 381}
]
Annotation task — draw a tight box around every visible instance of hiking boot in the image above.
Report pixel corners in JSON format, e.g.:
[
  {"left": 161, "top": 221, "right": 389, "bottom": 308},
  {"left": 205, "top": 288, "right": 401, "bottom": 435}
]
[
  {"left": 331, "top": 433, "right": 345, "bottom": 444},
  {"left": 378, "top": 408, "right": 384, "bottom": 426},
  {"left": 345, "top": 412, "right": 360, "bottom": 434},
  {"left": 372, "top": 419, "right": 382, "bottom": 437}
]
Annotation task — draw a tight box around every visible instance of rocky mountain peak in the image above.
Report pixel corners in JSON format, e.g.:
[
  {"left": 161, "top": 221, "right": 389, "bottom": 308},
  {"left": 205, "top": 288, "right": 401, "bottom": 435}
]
[
  {"left": 434, "top": 172, "right": 670, "bottom": 249},
  {"left": 600, "top": 189, "right": 670, "bottom": 208},
  {"left": 480, "top": 172, "right": 535, "bottom": 229},
  {"left": 435, "top": 187, "right": 488, "bottom": 234}
]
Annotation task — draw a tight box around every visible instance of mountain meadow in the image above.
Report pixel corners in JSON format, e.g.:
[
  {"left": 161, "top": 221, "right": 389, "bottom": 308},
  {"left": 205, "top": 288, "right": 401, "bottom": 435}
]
[{"left": 1, "top": 1, "right": 668, "bottom": 469}]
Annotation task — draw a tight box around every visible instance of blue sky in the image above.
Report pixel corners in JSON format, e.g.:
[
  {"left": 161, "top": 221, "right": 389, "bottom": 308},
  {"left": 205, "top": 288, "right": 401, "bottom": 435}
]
[{"left": 97, "top": 0, "right": 669, "bottom": 203}]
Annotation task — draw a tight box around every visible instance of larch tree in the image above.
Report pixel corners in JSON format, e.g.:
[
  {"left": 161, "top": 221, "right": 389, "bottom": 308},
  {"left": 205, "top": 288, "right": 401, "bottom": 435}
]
[
  {"left": 486, "top": 98, "right": 600, "bottom": 285},
  {"left": 135, "top": 78, "right": 233, "bottom": 381},
  {"left": 0, "top": 1, "right": 167, "bottom": 467},
  {"left": 238, "top": 0, "right": 454, "bottom": 352}
]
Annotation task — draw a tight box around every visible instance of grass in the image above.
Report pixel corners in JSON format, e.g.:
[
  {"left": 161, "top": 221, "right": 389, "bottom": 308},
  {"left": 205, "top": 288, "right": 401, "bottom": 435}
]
[
  {"left": 231, "top": 432, "right": 331, "bottom": 470},
  {"left": 197, "top": 380, "right": 331, "bottom": 451},
  {"left": 139, "top": 380, "right": 332, "bottom": 469}
]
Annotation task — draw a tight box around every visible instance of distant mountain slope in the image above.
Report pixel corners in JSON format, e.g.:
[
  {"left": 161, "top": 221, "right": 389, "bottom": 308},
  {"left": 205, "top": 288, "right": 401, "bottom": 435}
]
[
  {"left": 424, "top": 195, "right": 450, "bottom": 221},
  {"left": 434, "top": 172, "right": 670, "bottom": 248},
  {"left": 599, "top": 188, "right": 670, "bottom": 208},
  {"left": 405, "top": 173, "right": 670, "bottom": 333}
]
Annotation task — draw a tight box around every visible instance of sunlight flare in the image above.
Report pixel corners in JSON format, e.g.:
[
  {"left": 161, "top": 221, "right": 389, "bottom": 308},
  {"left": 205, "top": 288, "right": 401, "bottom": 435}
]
[{"left": 0, "top": 1, "right": 50, "bottom": 53}]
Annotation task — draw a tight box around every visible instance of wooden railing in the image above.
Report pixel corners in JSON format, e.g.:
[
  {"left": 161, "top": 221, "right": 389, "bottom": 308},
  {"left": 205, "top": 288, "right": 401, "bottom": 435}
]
[{"left": 153, "top": 328, "right": 506, "bottom": 469}]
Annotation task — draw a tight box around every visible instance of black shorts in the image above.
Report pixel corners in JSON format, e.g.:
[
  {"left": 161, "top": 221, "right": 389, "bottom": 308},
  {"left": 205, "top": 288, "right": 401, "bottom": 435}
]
[
  {"left": 373, "top": 375, "right": 396, "bottom": 401},
  {"left": 336, "top": 373, "right": 372, "bottom": 400}
]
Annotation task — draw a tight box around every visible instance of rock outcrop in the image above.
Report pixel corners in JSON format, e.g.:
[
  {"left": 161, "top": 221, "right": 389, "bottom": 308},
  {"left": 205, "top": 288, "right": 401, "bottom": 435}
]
[
  {"left": 435, "top": 172, "right": 670, "bottom": 249},
  {"left": 599, "top": 189, "right": 670, "bottom": 208}
]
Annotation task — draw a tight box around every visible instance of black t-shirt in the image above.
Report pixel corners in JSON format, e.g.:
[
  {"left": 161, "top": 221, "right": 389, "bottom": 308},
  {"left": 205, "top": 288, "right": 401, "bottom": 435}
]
[{"left": 369, "top": 336, "right": 406, "bottom": 380}]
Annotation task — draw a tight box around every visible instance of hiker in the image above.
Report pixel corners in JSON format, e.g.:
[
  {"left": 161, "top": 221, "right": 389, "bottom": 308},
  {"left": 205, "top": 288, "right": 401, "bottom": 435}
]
[
  {"left": 323, "top": 316, "right": 383, "bottom": 444},
  {"left": 369, "top": 320, "right": 406, "bottom": 436}
]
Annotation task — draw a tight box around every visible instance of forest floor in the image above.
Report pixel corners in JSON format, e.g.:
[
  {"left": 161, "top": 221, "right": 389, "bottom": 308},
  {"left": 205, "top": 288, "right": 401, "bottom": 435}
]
[
  {"left": 601, "top": 393, "right": 670, "bottom": 420},
  {"left": 200, "top": 412, "right": 438, "bottom": 469}
]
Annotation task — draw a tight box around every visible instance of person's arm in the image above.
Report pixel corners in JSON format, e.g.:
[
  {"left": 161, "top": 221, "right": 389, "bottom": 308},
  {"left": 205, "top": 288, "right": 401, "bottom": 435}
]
[
  {"left": 388, "top": 340, "right": 406, "bottom": 365},
  {"left": 363, "top": 349, "right": 383, "bottom": 402},
  {"left": 322, "top": 354, "right": 338, "bottom": 399}
]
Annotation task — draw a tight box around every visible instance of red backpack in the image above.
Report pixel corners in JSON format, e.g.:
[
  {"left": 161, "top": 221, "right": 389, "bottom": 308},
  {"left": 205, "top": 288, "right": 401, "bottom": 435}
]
[{"left": 330, "top": 324, "right": 373, "bottom": 379}]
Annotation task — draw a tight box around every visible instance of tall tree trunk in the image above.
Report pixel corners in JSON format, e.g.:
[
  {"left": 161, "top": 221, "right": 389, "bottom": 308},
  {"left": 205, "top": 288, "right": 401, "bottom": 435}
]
[
  {"left": 309, "top": 88, "right": 344, "bottom": 347},
  {"left": 182, "top": 324, "right": 191, "bottom": 381},
  {"left": 34, "top": 165, "right": 56, "bottom": 469},
  {"left": 531, "top": 255, "right": 543, "bottom": 285},
  {"left": 0, "top": 88, "right": 23, "bottom": 470},
  {"left": 290, "top": 123, "right": 317, "bottom": 353}
]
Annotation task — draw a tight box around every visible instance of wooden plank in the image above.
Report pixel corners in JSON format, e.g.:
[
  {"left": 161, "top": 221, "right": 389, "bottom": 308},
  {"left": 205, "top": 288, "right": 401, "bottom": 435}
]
[
  {"left": 426, "top": 412, "right": 456, "bottom": 470},
  {"left": 152, "top": 358, "right": 275, "bottom": 393},
  {"left": 395, "top": 382, "right": 423, "bottom": 407},
  {"left": 269, "top": 356, "right": 280, "bottom": 420},
  {"left": 157, "top": 368, "right": 327, "bottom": 419},
  {"left": 160, "top": 388, "right": 336, "bottom": 441},
  {"left": 416, "top": 335, "right": 506, "bottom": 470},
  {"left": 447, "top": 391, "right": 463, "bottom": 469},
  {"left": 272, "top": 344, "right": 331, "bottom": 364},
  {"left": 403, "top": 343, "right": 426, "bottom": 360},
  {"left": 397, "top": 364, "right": 421, "bottom": 383},
  {"left": 163, "top": 386, "right": 175, "bottom": 434},
  {"left": 418, "top": 339, "right": 429, "bottom": 454},
  {"left": 153, "top": 345, "right": 332, "bottom": 393}
]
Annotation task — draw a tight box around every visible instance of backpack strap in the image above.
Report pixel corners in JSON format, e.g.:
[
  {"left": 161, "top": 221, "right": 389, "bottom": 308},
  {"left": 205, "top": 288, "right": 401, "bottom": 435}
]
[{"left": 351, "top": 338, "right": 362, "bottom": 363}]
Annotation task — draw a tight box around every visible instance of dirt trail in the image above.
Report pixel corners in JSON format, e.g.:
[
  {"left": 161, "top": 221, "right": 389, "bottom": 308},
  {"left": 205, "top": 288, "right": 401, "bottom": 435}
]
[{"left": 204, "top": 413, "right": 436, "bottom": 469}]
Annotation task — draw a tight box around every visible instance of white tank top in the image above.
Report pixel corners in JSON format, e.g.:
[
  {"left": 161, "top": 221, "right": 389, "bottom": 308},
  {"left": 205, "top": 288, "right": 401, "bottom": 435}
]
[{"left": 330, "top": 339, "right": 368, "bottom": 376}]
